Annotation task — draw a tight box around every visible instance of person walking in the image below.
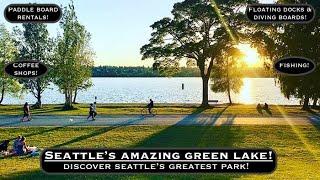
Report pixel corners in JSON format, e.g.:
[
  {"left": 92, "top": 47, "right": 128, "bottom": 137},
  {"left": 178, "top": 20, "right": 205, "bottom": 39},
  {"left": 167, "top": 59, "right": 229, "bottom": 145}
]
[
  {"left": 21, "top": 102, "right": 31, "bottom": 122},
  {"left": 147, "top": 99, "right": 154, "bottom": 115},
  {"left": 93, "top": 101, "right": 97, "bottom": 120},
  {"left": 87, "top": 103, "right": 95, "bottom": 121}
]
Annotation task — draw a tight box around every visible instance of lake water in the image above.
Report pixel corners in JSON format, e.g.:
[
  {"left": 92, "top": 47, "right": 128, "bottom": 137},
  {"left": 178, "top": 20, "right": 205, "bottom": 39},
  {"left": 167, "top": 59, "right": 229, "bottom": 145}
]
[{"left": 3, "top": 77, "right": 300, "bottom": 105}]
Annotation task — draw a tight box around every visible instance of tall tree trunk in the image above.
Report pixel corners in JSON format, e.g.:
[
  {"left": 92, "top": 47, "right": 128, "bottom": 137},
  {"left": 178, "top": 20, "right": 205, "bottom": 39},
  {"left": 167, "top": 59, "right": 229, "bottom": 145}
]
[
  {"left": 227, "top": 86, "right": 232, "bottom": 104},
  {"left": 64, "top": 92, "right": 68, "bottom": 109},
  {"left": 73, "top": 89, "right": 78, "bottom": 104},
  {"left": 36, "top": 86, "right": 42, "bottom": 108},
  {"left": 65, "top": 91, "right": 67, "bottom": 104},
  {"left": 0, "top": 84, "right": 5, "bottom": 104},
  {"left": 199, "top": 58, "right": 214, "bottom": 107},
  {"left": 70, "top": 90, "right": 73, "bottom": 107},
  {"left": 64, "top": 89, "right": 73, "bottom": 110},
  {"left": 226, "top": 61, "right": 232, "bottom": 105},
  {"left": 302, "top": 96, "right": 310, "bottom": 110},
  {"left": 34, "top": 80, "right": 42, "bottom": 109},
  {"left": 313, "top": 98, "right": 318, "bottom": 108},
  {"left": 201, "top": 76, "right": 209, "bottom": 107}
]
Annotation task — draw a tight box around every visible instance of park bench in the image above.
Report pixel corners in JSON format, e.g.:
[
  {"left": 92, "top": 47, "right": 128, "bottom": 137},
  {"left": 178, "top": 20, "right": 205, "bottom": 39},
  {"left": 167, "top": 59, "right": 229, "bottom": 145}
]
[{"left": 208, "top": 100, "right": 219, "bottom": 104}]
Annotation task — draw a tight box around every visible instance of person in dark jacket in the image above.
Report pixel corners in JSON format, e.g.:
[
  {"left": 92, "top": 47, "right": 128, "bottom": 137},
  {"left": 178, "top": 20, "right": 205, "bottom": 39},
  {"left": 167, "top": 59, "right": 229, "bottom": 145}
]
[
  {"left": 147, "top": 99, "right": 154, "bottom": 114},
  {"left": 87, "top": 103, "right": 95, "bottom": 121}
]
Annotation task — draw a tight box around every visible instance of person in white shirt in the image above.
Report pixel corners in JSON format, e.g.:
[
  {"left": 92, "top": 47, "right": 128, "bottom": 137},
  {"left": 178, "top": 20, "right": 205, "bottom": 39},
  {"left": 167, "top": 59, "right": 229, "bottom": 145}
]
[{"left": 93, "top": 101, "right": 97, "bottom": 119}]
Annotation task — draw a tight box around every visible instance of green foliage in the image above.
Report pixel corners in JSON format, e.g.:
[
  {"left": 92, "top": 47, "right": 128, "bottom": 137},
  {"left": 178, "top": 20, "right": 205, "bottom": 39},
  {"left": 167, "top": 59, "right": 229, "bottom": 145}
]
[
  {"left": 210, "top": 46, "right": 245, "bottom": 104},
  {"left": 140, "top": 0, "right": 220, "bottom": 105},
  {"left": 140, "top": 0, "right": 223, "bottom": 69},
  {"left": 14, "top": 23, "right": 54, "bottom": 108},
  {"left": 53, "top": 1, "right": 94, "bottom": 109},
  {"left": 73, "top": 79, "right": 92, "bottom": 103},
  {"left": 141, "top": 0, "right": 258, "bottom": 106},
  {"left": 251, "top": 0, "right": 320, "bottom": 109},
  {"left": 0, "top": 24, "right": 23, "bottom": 104}
]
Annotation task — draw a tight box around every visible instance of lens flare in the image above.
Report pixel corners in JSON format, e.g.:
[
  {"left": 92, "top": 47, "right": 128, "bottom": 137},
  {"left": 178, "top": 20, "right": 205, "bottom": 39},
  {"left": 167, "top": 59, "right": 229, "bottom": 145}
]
[{"left": 236, "top": 43, "right": 261, "bottom": 67}]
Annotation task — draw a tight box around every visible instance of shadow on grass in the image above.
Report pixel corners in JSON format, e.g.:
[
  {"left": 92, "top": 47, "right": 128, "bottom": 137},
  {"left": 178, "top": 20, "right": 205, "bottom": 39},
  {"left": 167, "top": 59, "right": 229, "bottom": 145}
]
[
  {"left": 7, "top": 121, "right": 89, "bottom": 141},
  {"left": 123, "top": 106, "right": 242, "bottom": 179},
  {"left": 7, "top": 106, "right": 244, "bottom": 179},
  {"left": 31, "top": 106, "right": 77, "bottom": 115},
  {"left": 134, "top": 106, "right": 237, "bottom": 148},
  {"left": 303, "top": 109, "right": 320, "bottom": 151},
  {"left": 305, "top": 108, "right": 320, "bottom": 128},
  {"left": 53, "top": 116, "right": 145, "bottom": 148},
  {"left": 6, "top": 169, "right": 240, "bottom": 180},
  {"left": 307, "top": 108, "right": 320, "bottom": 118}
]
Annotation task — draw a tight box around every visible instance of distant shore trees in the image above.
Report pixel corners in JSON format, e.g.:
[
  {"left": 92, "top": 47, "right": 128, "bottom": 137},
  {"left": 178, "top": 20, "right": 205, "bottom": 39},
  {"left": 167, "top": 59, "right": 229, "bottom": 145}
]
[
  {"left": 92, "top": 65, "right": 270, "bottom": 78},
  {"left": 92, "top": 66, "right": 202, "bottom": 77}
]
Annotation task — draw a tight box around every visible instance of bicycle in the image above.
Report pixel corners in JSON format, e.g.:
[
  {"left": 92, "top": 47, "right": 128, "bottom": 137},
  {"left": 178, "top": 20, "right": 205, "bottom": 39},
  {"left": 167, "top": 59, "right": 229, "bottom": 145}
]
[{"left": 141, "top": 108, "right": 157, "bottom": 117}]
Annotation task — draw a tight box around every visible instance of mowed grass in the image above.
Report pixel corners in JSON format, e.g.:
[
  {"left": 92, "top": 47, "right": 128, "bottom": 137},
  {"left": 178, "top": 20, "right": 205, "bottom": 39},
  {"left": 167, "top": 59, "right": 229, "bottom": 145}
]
[
  {"left": 1, "top": 125, "right": 320, "bottom": 179},
  {"left": 0, "top": 103, "right": 316, "bottom": 116}
]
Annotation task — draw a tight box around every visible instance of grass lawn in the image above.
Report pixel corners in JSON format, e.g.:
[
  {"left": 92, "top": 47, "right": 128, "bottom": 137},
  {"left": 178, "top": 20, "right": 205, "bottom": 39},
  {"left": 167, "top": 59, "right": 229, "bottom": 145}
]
[
  {"left": 0, "top": 103, "right": 317, "bottom": 117},
  {"left": 1, "top": 125, "right": 320, "bottom": 179}
]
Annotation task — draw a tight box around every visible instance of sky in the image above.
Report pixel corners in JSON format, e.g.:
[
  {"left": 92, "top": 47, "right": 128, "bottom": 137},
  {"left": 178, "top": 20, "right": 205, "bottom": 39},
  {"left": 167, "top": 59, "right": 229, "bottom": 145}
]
[{"left": 0, "top": 0, "right": 275, "bottom": 67}]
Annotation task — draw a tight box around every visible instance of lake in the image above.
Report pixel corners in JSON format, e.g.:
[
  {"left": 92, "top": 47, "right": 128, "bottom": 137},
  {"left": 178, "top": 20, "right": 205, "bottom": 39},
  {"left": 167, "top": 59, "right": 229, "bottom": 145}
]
[{"left": 3, "top": 77, "right": 300, "bottom": 105}]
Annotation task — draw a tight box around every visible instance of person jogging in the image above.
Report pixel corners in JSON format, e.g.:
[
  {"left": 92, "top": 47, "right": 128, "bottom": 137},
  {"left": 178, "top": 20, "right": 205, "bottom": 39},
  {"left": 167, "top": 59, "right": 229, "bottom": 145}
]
[
  {"left": 87, "top": 97, "right": 98, "bottom": 121},
  {"left": 93, "top": 97, "right": 97, "bottom": 119}
]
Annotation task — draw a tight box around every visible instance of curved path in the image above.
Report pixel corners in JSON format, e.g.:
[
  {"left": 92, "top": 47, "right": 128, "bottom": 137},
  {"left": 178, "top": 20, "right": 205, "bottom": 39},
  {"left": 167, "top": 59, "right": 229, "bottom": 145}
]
[{"left": 1, "top": 114, "right": 320, "bottom": 127}]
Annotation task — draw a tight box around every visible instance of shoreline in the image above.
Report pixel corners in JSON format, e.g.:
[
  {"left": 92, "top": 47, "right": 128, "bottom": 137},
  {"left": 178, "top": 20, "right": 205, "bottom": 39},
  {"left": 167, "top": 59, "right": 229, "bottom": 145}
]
[
  {"left": 0, "top": 104, "right": 318, "bottom": 117},
  {"left": 0, "top": 103, "right": 303, "bottom": 106}
]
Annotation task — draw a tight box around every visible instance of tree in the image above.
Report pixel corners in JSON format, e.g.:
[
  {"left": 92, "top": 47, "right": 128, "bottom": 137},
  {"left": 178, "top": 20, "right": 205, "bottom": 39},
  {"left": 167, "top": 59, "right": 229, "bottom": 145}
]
[
  {"left": 141, "top": 0, "right": 256, "bottom": 106},
  {"left": 250, "top": 0, "right": 320, "bottom": 109},
  {"left": 0, "top": 24, "right": 23, "bottom": 104},
  {"left": 210, "top": 46, "right": 245, "bottom": 104},
  {"left": 73, "top": 80, "right": 92, "bottom": 104},
  {"left": 53, "top": 2, "right": 94, "bottom": 109},
  {"left": 15, "top": 23, "right": 54, "bottom": 108}
]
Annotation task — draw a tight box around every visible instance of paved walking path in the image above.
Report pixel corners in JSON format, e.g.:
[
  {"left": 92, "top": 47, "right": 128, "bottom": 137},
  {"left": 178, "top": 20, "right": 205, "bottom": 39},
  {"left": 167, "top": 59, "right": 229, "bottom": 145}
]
[{"left": 1, "top": 114, "right": 320, "bottom": 127}]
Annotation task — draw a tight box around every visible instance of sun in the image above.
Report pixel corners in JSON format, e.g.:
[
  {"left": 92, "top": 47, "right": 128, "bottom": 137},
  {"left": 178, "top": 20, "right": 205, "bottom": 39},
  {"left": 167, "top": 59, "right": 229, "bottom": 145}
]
[{"left": 236, "top": 43, "right": 261, "bottom": 67}]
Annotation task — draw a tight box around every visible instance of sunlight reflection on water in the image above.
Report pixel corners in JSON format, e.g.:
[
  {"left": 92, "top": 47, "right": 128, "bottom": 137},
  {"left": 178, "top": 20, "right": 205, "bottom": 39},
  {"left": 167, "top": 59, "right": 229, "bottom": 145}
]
[{"left": 238, "top": 78, "right": 253, "bottom": 104}]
